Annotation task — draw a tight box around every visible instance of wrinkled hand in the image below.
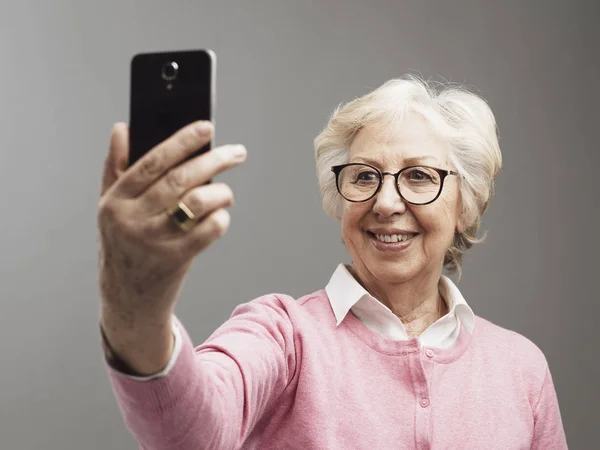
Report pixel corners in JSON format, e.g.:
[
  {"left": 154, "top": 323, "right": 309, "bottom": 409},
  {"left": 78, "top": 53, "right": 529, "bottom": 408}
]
[{"left": 97, "top": 121, "right": 247, "bottom": 324}]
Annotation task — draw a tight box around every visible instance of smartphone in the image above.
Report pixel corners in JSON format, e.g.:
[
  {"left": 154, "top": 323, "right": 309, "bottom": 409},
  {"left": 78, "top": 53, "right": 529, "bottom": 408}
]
[{"left": 128, "top": 49, "right": 216, "bottom": 167}]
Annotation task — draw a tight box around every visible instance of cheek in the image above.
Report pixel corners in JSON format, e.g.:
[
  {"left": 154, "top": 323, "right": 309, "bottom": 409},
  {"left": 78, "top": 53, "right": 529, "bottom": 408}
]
[
  {"left": 341, "top": 205, "right": 369, "bottom": 239},
  {"left": 417, "top": 200, "right": 459, "bottom": 244}
]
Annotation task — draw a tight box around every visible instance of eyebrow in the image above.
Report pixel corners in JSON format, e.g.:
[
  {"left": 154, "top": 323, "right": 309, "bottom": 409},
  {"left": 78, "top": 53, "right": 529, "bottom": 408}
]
[{"left": 351, "top": 155, "right": 440, "bottom": 166}]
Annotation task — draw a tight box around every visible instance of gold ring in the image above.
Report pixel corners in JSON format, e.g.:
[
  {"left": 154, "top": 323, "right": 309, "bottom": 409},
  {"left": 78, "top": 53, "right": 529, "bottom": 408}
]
[{"left": 166, "top": 201, "right": 196, "bottom": 231}]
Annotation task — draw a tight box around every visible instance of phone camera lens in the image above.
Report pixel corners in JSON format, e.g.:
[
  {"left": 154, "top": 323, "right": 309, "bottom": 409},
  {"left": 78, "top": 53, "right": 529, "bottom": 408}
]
[{"left": 161, "top": 61, "right": 179, "bottom": 81}]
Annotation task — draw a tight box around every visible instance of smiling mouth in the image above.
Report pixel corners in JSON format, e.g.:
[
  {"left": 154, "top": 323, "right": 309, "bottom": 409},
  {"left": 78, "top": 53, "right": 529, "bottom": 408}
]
[{"left": 367, "top": 231, "right": 419, "bottom": 243}]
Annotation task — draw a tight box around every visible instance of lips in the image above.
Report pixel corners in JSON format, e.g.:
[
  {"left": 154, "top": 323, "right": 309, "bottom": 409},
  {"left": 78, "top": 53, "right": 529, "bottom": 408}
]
[
  {"left": 367, "top": 231, "right": 419, "bottom": 252},
  {"left": 367, "top": 228, "right": 420, "bottom": 235},
  {"left": 372, "top": 232, "right": 418, "bottom": 243}
]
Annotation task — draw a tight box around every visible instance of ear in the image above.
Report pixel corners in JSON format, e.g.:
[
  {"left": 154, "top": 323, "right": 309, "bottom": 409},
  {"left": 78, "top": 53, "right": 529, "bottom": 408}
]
[
  {"left": 456, "top": 208, "right": 468, "bottom": 234},
  {"left": 336, "top": 201, "right": 345, "bottom": 221}
]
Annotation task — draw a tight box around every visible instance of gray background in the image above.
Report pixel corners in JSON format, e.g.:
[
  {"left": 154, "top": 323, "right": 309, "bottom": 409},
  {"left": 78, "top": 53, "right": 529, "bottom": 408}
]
[{"left": 1, "top": 0, "right": 598, "bottom": 448}]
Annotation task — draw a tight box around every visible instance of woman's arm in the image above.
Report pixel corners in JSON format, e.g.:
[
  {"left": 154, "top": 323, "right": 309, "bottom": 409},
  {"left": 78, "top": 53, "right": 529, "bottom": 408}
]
[
  {"left": 530, "top": 367, "right": 568, "bottom": 449},
  {"left": 100, "top": 305, "right": 175, "bottom": 377},
  {"left": 97, "top": 121, "right": 253, "bottom": 448},
  {"left": 104, "top": 295, "right": 297, "bottom": 450}
]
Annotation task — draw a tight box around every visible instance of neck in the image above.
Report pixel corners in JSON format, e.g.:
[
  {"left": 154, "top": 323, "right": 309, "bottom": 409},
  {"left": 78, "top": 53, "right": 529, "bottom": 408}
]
[{"left": 349, "top": 264, "right": 447, "bottom": 336}]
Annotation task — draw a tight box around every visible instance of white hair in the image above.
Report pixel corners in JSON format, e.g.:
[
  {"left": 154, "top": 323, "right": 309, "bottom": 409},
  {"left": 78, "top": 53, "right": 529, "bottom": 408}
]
[{"left": 313, "top": 74, "right": 502, "bottom": 278}]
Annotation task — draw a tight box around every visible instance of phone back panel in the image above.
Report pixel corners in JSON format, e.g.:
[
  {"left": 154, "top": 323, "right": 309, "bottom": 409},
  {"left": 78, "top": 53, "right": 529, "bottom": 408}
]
[{"left": 128, "top": 49, "right": 215, "bottom": 167}]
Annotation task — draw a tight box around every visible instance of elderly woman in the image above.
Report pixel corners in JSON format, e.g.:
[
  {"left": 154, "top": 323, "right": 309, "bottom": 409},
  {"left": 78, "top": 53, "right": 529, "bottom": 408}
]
[{"left": 98, "top": 76, "right": 568, "bottom": 449}]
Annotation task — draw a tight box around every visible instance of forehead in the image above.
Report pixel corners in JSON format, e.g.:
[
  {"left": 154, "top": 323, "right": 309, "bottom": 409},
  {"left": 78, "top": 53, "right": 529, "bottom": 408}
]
[{"left": 349, "top": 114, "right": 448, "bottom": 166}]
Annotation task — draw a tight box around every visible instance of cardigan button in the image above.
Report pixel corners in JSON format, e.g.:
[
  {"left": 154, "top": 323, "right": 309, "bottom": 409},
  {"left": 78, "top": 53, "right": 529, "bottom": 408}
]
[
  {"left": 425, "top": 349, "right": 435, "bottom": 358},
  {"left": 420, "top": 398, "right": 430, "bottom": 408}
]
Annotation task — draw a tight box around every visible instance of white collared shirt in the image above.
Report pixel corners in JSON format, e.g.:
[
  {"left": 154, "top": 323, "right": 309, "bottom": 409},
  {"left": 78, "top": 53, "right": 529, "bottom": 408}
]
[{"left": 325, "top": 263, "right": 475, "bottom": 348}]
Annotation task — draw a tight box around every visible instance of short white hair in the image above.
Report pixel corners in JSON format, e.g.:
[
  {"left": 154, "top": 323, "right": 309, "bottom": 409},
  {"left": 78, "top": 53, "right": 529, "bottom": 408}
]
[{"left": 314, "top": 74, "right": 502, "bottom": 277}]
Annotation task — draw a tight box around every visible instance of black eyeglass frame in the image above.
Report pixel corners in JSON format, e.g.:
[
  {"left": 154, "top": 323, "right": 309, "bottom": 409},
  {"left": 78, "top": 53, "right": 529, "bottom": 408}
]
[{"left": 331, "top": 163, "right": 460, "bottom": 206}]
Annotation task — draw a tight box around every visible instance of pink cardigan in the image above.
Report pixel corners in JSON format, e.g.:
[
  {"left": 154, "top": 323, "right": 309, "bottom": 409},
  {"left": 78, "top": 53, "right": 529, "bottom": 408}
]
[{"left": 105, "top": 290, "right": 568, "bottom": 449}]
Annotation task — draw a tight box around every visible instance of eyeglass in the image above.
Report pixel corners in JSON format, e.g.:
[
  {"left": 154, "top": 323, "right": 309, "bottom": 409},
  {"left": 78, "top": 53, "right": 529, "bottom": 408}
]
[{"left": 331, "top": 163, "right": 459, "bottom": 205}]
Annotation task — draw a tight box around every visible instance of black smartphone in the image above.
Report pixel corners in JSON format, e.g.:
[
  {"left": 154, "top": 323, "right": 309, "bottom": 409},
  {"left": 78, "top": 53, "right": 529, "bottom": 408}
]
[{"left": 128, "top": 49, "right": 216, "bottom": 167}]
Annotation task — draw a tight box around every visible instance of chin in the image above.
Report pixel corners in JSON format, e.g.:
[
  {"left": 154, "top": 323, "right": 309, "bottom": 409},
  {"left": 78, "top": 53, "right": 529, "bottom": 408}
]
[{"left": 365, "top": 259, "right": 421, "bottom": 283}]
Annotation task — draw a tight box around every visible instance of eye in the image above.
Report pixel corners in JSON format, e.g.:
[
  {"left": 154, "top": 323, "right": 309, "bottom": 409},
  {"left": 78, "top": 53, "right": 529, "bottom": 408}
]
[
  {"left": 409, "top": 169, "right": 432, "bottom": 181},
  {"left": 354, "top": 170, "right": 379, "bottom": 184}
]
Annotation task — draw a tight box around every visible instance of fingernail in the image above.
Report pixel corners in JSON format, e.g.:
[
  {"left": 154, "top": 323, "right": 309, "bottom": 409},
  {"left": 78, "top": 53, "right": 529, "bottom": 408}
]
[
  {"left": 231, "top": 145, "right": 247, "bottom": 158},
  {"left": 195, "top": 121, "right": 213, "bottom": 134},
  {"left": 111, "top": 122, "right": 123, "bottom": 134}
]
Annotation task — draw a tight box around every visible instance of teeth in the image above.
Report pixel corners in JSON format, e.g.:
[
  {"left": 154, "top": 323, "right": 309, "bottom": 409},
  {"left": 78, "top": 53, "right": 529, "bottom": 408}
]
[{"left": 375, "top": 233, "right": 415, "bottom": 243}]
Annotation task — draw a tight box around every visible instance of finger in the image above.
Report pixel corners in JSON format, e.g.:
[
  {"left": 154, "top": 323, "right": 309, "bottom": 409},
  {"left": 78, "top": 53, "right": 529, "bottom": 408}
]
[
  {"left": 170, "top": 182, "right": 234, "bottom": 223},
  {"left": 178, "top": 208, "right": 231, "bottom": 256},
  {"left": 142, "top": 182, "right": 235, "bottom": 235},
  {"left": 101, "top": 123, "right": 129, "bottom": 196},
  {"left": 139, "top": 144, "right": 247, "bottom": 214},
  {"left": 113, "top": 121, "right": 214, "bottom": 199}
]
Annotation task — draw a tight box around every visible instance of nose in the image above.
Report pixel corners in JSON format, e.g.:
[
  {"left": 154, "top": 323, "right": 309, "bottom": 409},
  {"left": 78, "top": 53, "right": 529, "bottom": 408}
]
[{"left": 372, "top": 176, "right": 407, "bottom": 217}]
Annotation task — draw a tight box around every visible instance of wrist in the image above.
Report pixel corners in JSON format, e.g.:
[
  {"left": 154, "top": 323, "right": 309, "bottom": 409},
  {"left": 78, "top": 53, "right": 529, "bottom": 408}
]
[
  {"left": 100, "top": 301, "right": 172, "bottom": 330},
  {"left": 100, "top": 306, "right": 175, "bottom": 376}
]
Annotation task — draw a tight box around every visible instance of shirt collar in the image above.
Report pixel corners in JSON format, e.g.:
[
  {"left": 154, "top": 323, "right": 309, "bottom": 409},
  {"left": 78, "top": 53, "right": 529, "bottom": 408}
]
[{"left": 325, "top": 263, "right": 475, "bottom": 335}]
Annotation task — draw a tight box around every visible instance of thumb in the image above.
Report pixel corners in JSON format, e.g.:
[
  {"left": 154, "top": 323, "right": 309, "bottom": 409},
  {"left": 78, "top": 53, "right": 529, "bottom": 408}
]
[{"left": 101, "top": 122, "right": 129, "bottom": 196}]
